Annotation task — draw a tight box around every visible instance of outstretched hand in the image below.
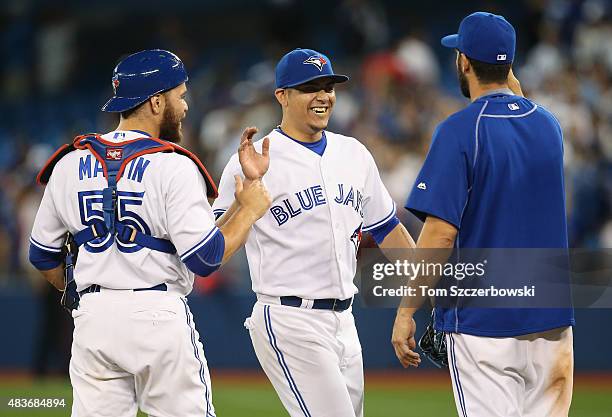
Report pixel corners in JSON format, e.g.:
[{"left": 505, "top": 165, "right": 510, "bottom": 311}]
[
  {"left": 238, "top": 126, "right": 270, "bottom": 180},
  {"left": 391, "top": 313, "right": 421, "bottom": 368}
]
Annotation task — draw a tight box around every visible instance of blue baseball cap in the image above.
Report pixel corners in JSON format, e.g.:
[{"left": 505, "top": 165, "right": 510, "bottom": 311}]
[
  {"left": 275, "top": 48, "right": 349, "bottom": 89},
  {"left": 102, "top": 49, "right": 188, "bottom": 113},
  {"left": 441, "top": 12, "right": 516, "bottom": 64}
]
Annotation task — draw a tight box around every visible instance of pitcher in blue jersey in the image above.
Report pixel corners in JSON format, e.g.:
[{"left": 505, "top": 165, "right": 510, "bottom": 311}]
[{"left": 392, "top": 12, "right": 574, "bottom": 417}]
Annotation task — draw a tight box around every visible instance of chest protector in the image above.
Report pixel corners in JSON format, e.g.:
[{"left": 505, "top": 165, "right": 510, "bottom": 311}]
[{"left": 37, "top": 133, "right": 218, "bottom": 254}]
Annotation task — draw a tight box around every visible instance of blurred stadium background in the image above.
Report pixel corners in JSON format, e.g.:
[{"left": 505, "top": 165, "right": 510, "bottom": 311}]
[{"left": 1, "top": 0, "right": 611, "bottom": 415}]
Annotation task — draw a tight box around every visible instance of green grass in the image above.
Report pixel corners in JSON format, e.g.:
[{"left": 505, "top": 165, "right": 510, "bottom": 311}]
[
  {"left": 0, "top": 377, "right": 609, "bottom": 416},
  {"left": 212, "top": 384, "right": 458, "bottom": 416}
]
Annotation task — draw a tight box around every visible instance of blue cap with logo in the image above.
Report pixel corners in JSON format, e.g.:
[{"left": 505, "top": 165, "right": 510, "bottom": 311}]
[
  {"left": 102, "top": 49, "right": 188, "bottom": 113},
  {"left": 441, "top": 12, "right": 516, "bottom": 64},
  {"left": 275, "top": 48, "right": 349, "bottom": 89}
]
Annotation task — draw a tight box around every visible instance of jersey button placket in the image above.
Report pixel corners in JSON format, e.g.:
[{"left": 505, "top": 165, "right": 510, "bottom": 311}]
[
  {"left": 335, "top": 224, "right": 343, "bottom": 261},
  {"left": 319, "top": 156, "right": 345, "bottom": 295}
]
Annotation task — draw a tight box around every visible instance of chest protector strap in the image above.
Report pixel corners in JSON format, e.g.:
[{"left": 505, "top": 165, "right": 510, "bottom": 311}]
[{"left": 37, "top": 134, "right": 218, "bottom": 254}]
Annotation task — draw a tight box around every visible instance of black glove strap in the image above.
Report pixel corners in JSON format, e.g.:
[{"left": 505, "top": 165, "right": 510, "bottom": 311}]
[
  {"left": 418, "top": 312, "right": 449, "bottom": 368},
  {"left": 60, "top": 234, "right": 80, "bottom": 313}
]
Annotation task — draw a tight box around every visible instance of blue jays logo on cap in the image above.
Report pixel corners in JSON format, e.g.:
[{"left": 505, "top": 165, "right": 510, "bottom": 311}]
[
  {"left": 112, "top": 76, "right": 120, "bottom": 95},
  {"left": 441, "top": 12, "right": 516, "bottom": 65},
  {"left": 275, "top": 48, "right": 349, "bottom": 89},
  {"left": 303, "top": 55, "right": 327, "bottom": 71},
  {"left": 102, "top": 49, "right": 188, "bottom": 113}
]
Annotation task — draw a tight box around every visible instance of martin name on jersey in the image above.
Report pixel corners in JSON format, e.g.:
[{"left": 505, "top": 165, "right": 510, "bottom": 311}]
[{"left": 30, "top": 130, "right": 221, "bottom": 295}]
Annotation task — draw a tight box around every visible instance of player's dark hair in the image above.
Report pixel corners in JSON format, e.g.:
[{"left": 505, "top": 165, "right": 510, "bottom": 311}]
[
  {"left": 120, "top": 91, "right": 170, "bottom": 119},
  {"left": 467, "top": 56, "right": 511, "bottom": 84},
  {"left": 120, "top": 107, "right": 137, "bottom": 119},
  {"left": 119, "top": 102, "right": 145, "bottom": 119}
]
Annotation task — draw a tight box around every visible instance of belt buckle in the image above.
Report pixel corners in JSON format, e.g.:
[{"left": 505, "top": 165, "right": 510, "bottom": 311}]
[{"left": 332, "top": 299, "right": 338, "bottom": 311}]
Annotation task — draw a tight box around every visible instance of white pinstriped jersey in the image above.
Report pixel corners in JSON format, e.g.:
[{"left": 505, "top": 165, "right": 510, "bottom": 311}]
[
  {"left": 213, "top": 129, "right": 396, "bottom": 300},
  {"left": 30, "top": 130, "right": 218, "bottom": 295}
]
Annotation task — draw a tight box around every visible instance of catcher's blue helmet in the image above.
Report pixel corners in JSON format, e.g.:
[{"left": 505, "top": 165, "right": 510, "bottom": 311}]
[{"left": 101, "top": 49, "right": 188, "bottom": 113}]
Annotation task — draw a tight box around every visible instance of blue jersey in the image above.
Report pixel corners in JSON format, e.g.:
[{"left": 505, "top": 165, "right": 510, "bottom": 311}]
[{"left": 406, "top": 90, "right": 575, "bottom": 337}]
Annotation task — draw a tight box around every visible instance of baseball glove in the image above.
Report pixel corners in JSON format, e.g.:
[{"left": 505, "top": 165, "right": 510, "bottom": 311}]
[{"left": 418, "top": 311, "right": 448, "bottom": 368}]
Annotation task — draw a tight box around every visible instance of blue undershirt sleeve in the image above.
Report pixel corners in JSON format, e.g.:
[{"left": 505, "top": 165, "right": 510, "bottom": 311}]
[
  {"left": 182, "top": 229, "right": 225, "bottom": 277},
  {"left": 29, "top": 242, "right": 63, "bottom": 270},
  {"left": 368, "top": 215, "right": 400, "bottom": 245}
]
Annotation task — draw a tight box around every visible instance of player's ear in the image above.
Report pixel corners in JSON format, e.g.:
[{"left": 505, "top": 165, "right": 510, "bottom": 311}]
[
  {"left": 274, "top": 88, "right": 288, "bottom": 107},
  {"left": 459, "top": 54, "right": 470, "bottom": 74},
  {"left": 149, "top": 94, "right": 164, "bottom": 115}
]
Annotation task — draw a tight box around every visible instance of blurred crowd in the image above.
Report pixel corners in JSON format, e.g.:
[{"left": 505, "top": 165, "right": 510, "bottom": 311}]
[{"left": 1, "top": 0, "right": 610, "bottom": 292}]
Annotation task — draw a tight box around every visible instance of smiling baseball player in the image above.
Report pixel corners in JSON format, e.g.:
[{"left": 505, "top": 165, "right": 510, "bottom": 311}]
[
  {"left": 28, "top": 49, "right": 271, "bottom": 417},
  {"left": 212, "top": 48, "right": 417, "bottom": 417}
]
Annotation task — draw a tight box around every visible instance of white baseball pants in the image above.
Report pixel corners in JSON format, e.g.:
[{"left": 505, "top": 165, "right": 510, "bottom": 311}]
[
  {"left": 246, "top": 301, "right": 364, "bottom": 417},
  {"left": 69, "top": 289, "right": 215, "bottom": 417},
  {"left": 446, "top": 326, "right": 573, "bottom": 417}
]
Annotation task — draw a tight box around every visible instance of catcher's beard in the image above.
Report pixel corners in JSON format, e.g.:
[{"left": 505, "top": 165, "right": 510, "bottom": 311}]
[{"left": 159, "top": 105, "right": 183, "bottom": 143}]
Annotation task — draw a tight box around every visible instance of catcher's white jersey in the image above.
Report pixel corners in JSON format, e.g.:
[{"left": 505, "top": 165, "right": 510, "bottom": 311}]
[
  {"left": 212, "top": 129, "right": 395, "bottom": 299},
  {"left": 30, "top": 130, "right": 218, "bottom": 295}
]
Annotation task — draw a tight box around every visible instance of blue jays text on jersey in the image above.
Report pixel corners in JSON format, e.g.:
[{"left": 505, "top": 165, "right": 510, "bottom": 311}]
[
  {"left": 212, "top": 129, "right": 398, "bottom": 300},
  {"left": 270, "top": 183, "right": 364, "bottom": 226}
]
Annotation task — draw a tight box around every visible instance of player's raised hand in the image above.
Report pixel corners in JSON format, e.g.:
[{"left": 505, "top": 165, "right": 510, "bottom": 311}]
[
  {"left": 238, "top": 126, "right": 270, "bottom": 180},
  {"left": 234, "top": 175, "right": 272, "bottom": 220},
  {"left": 391, "top": 313, "right": 421, "bottom": 368}
]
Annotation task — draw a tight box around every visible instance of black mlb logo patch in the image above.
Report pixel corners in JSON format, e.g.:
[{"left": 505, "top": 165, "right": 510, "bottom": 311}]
[{"left": 106, "top": 148, "right": 123, "bottom": 160}]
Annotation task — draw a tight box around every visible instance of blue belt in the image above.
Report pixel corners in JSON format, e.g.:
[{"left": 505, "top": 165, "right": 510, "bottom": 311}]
[
  {"left": 280, "top": 296, "right": 352, "bottom": 312},
  {"left": 79, "top": 283, "right": 167, "bottom": 297}
]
